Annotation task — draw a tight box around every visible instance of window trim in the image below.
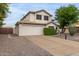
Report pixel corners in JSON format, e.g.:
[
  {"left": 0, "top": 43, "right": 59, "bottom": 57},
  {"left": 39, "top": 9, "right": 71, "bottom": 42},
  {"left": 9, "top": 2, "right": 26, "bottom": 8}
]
[
  {"left": 36, "top": 14, "right": 42, "bottom": 20},
  {"left": 44, "top": 16, "right": 49, "bottom": 20}
]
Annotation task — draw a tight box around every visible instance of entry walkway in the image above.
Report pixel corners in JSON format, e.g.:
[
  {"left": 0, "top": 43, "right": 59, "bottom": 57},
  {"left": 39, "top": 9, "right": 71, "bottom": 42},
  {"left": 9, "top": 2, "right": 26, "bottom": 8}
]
[{"left": 26, "top": 36, "right": 79, "bottom": 56}]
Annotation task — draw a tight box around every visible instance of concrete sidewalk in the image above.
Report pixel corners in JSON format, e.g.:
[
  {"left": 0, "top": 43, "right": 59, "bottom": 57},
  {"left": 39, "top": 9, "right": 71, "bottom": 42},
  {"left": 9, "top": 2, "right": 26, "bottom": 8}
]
[{"left": 26, "top": 36, "right": 79, "bottom": 56}]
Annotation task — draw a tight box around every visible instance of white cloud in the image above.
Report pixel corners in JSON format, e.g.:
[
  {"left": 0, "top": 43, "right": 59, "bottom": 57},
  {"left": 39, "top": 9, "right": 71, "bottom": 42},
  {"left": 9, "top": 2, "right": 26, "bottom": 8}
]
[{"left": 4, "top": 6, "right": 26, "bottom": 27}]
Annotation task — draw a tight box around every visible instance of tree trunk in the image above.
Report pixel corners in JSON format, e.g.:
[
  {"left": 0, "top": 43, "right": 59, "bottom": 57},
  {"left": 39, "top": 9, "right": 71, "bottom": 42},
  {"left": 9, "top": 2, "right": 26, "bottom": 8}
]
[
  {"left": 61, "top": 28, "right": 67, "bottom": 40},
  {"left": 61, "top": 28, "right": 65, "bottom": 34}
]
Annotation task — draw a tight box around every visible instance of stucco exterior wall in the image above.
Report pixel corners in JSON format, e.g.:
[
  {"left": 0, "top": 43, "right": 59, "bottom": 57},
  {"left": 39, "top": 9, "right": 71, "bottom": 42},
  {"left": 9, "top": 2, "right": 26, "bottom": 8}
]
[
  {"left": 35, "top": 11, "right": 52, "bottom": 23},
  {"left": 46, "top": 23, "right": 56, "bottom": 28},
  {"left": 29, "top": 11, "right": 52, "bottom": 23},
  {"left": 21, "top": 11, "right": 52, "bottom": 24},
  {"left": 22, "top": 14, "right": 30, "bottom": 22},
  {"left": 74, "top": 21, "right": 79, "bottom": 27},
  {"left": 29, "top": 13, "right": 35, "bottom": 22},
  {"left": 15, "top": 25, "right": 19, "bottom": 35}
]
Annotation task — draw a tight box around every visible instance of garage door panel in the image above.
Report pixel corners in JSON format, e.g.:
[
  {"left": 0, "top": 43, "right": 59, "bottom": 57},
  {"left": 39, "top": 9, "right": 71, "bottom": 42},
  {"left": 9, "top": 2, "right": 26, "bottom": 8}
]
[{"left": 19, "top": 24, "right": 44, "bottom": 36}]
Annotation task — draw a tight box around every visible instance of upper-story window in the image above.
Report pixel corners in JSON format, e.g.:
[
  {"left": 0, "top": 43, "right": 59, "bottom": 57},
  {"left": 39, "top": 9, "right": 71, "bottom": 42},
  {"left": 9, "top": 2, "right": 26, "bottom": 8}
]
[
  {"left": 36, "top": 15, "right": 42, "bottom": 20},
  {"left": 44, "top": 16, "right": 49, "bottom": 20}
]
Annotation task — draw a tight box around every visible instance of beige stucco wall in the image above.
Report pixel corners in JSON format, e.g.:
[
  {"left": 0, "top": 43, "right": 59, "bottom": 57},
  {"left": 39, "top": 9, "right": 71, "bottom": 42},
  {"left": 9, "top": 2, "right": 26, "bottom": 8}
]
[
  {"left": 46, "top": 23, "right": 56, "bottom": 28},
  {"left": 21, "top": 14, "right": 30, "bottom": 22},
  {"left": 29, "top": 13, "right": 35, "bottom": 22},
  {"left": 18, "top": 24, "right": 45, "bottom": 36},
  {"left": 34, "top": 11, "right": 52, "bottom": 23},
  {"left": 30, "top": 12, "right": 51, "bottom": 23},
  {"left": 15, "top": 25, "right": 19, "bottom": 35},
  {"left": 21, "top": 11, "right": 52, "bottom": 24},
  {"left": 13, "top": 28, "right": 15, "bottom": 34},
  {"left": 74, "top": 21, "right": 79, "bottom": 27}
]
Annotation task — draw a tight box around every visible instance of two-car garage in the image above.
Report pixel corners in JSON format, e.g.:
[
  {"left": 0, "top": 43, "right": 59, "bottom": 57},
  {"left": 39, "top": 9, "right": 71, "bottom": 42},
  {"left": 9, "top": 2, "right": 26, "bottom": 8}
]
[{"left": 15, "top": 23, "right": 45, "bottom": 36}]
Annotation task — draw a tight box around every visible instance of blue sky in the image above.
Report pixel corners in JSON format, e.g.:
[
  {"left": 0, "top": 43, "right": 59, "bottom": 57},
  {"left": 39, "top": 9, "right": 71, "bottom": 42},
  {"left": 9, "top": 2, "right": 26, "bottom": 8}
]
[{"left": 3, "top": 3, "right": 79, "bottom": 27}]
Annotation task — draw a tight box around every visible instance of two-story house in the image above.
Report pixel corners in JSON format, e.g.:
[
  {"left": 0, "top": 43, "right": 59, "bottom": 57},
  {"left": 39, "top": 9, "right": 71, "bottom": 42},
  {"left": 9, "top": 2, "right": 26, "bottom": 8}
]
[{"left": 15, "top": 10, "right": 56, "bottom": 36}]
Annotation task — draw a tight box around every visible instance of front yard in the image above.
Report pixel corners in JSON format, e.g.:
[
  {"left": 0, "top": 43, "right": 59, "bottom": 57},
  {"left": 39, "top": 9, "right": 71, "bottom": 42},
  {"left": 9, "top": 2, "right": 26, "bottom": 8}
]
[
  {"left": 0, "top": 34, "right": 79, "bottom": 56},
  {"left": 0, "top": 34, "right": 51, "bottom": 56}
]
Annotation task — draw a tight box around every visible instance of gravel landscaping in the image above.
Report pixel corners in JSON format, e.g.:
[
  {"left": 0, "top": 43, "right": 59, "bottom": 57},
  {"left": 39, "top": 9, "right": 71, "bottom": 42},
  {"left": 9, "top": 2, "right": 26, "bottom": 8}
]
[{"left": 55, "top": 33, "right": 79, "bottom": 42}]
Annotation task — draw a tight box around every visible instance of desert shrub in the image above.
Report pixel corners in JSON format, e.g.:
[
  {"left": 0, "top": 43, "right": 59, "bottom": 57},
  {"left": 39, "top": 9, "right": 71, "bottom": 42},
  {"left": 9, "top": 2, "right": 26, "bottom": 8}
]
[
  {"left": 43, "top": 27, "right": 57, "bottom": 35},
  {"left": 68, "top": 26, "right": 76, "bottom": 36}
]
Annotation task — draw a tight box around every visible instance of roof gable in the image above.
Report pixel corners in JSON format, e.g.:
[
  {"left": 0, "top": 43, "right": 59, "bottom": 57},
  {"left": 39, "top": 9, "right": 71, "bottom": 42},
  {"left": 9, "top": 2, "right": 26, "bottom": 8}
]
[
  {"left": 20, "top": 9, "right": 52, "bottom": 21},
  {"left": 47, "top": 21, "right": 59, "bottom": 27},
  {"left": 35, "top": 10, "right": 52, "bottom": 16}
]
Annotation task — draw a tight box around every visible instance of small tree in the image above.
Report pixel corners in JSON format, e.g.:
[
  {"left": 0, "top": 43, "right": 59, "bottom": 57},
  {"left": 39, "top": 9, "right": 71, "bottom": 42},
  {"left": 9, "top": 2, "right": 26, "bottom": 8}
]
[
  {"left": 0, "top": 3, "right": 9, "bottom": 27},
  {"left": 68, "top": 25, "right": 76, "bottom": 36},
  {"left": 55, "top": 5, "right": 79, "bottom": 34}
]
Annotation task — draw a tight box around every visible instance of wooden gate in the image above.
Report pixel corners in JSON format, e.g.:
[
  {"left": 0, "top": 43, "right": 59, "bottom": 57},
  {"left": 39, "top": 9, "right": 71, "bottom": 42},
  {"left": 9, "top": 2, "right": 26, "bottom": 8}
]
[{"left": 0, "top": 28, "right": 13, "bottom": 34}]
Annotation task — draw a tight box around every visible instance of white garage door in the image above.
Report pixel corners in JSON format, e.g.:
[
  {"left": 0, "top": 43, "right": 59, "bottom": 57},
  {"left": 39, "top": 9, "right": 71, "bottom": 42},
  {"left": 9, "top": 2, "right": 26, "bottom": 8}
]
[{"left": 19, "top": 24, "right": 44, "bottom": 36}]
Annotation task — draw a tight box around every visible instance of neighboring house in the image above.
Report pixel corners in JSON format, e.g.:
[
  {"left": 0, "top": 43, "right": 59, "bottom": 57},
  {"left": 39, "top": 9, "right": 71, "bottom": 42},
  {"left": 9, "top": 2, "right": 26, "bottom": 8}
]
[
  {"left": 15, "top": 10, "right": 56, "bottom": 36},
  {"left": 73, "top": 20, "right": 79, "bottom": 33},
  {"left": 74, "top": 20, "right": 79, "bottom": 27}
]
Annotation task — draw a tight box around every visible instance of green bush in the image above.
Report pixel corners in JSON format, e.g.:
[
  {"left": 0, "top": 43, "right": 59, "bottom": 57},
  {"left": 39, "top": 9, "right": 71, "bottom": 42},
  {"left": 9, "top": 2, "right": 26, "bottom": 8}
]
[
  {"left": 43, "top": 27, "right": 57, "bottom": 35},
  {"left": 68, "top": 26, "right": 76, "bottom": 36}
]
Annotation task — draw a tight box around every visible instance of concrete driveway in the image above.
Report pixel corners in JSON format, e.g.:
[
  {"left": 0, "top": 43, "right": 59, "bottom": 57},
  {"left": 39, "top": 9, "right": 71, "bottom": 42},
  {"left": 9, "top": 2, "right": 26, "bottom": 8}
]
[
  {"left": 0, "top": 34, "right": 51, "bottom": 56},
  {"left": 0, "top": 34, "right": 79, "bottom": 56},
  {"left": 26, "top": 36, "right": 79, "bottom": 56}
]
